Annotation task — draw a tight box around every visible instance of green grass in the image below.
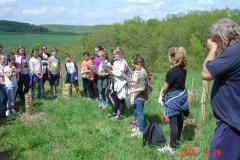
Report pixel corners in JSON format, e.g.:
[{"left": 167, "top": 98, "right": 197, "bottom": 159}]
[
  {"left": 0, "top": 73, "right": 214, "bottom": 159},
  {"left": 0, "top": 32, "right": 80, "bottom": 49}
]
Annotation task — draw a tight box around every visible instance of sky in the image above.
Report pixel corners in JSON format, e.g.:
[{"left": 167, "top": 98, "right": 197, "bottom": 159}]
[{"left": 0, "top": 0, "right": 239, "bottom": 26}]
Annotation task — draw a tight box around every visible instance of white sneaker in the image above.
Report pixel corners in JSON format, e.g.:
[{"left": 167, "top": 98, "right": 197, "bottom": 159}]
[
  {"left": 102, "top": 104, "right": 107, "bottom": 110},
  {"left": 10, "top": 109, "right": 16, "bottom": 114},
  {"left": 158, "top": 145, "right": 175, "bottom": 154},
  {"left": 132, "top": 127, "right": 139, "bottom": 132},
  {"left": 131, "top": 129, "right": 143, "bottom": 137},
  {"left": 5, "top": 110, "right": 10, "bottom": 117}
]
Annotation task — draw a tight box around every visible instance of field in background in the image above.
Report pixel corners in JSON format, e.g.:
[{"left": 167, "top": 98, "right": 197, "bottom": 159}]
[
  {"left": 0, "top": 72, "right": 215, "bottom": 159},
  {"left": 0, "top": 32, "right": 80, "bottom": 49},
  {"left": 41, "top": 24, "right": 109, "bottom": 34}
]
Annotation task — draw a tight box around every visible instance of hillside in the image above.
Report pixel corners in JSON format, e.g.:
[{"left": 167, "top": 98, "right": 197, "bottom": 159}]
[
  {"left": 40, "top": 24, "right": 110, "bottom": 34},
  {"left": 0, "top": 20, "right": 109, "bottom": 35},
  {"left": 0, "top": 20, "right": 49, "bottom": 33}
]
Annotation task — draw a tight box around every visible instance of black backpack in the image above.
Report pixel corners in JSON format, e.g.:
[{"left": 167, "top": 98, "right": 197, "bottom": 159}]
[{"left": 143, "top": 122, "right": 166, "bottom": 146}]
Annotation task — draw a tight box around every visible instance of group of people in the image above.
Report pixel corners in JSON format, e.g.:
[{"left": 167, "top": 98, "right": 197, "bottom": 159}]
[{"left": 0, "top": 18, "right": 240, "bottom": 159}]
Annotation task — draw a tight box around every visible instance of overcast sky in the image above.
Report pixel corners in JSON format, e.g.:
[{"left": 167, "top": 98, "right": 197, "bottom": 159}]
[{"left": 0, "top": 0, "right": 239, "bottom": 26}]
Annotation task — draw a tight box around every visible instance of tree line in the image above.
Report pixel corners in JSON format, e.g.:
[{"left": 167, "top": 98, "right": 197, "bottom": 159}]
[
  {"left": 2, "top": 8, "right": 240, "bottom": 73},
  {"left": 0, "top": 20, "right": 49, "bottom": 33},
  {"left": 56, "top": 7, "right": 239, "bottom": 73}
]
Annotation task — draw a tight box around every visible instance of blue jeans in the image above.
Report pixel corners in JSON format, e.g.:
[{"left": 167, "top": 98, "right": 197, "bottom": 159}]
[
  {"left": 18, "top": 74, "right": 30, "bottom": 101},
  {"left": 32, "top": 74, "right": 43, "bottom": 99},
  {"left": 101, "top": 88, "right": 109, "bottom": 105},
  {"left": 7, "top": 86, "right": 17, "bottom": 109},
  {"left": 0, "top": 84, "right": 8, "bottom": 115},
  {"left": 133, "top": 100, "right": 145, "bottom": 132}
]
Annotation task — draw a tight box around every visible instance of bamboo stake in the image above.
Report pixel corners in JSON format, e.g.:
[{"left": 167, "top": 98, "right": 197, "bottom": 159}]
[
  {"left": 191, "top": 78, "right": 194, "bottom": 90},
  {"left": 201, "top": 80, "right": 209, "bottom": 121},
  {"left": 188, "top": 78, "right": 197, "bottom": 104},
  {"left": 62, "top": 83, "right": 72, "bottom": 98},
  {"left": 25, "top": 93, "right": 33, "bottom": 116}
]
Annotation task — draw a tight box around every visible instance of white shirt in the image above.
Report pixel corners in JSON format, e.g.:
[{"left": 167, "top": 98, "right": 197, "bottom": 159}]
[
  {"left": 65, "top": 61, "right": 76, "bottom": 74},
  {"left": 29, "top": 57, "right": 42, "bottom": 74},
  {"left": 4, "top": 66, "right": 17, "bottom": 87},
  {"left": 131, "top": 69, "right": 139, "bottom": 85},
  {"left": 98, "top": 60, "right": 109, "bottom": 73}
]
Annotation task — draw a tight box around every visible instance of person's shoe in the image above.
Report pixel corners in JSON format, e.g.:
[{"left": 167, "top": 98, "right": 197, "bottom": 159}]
[
  {"left": 13, "top": 104, "right": 18, "bottom": 110},
  {"left": 108, "top": 113, "right": 117, "bottom": 119},
  {"left": 118, "top": 115, "right": 124, "bottom": 120},
  {"left": 129, "top": 119, "right": 138, "bottom": 127},
  {"left": 10, "top": 109, "right": 16, "bottom": 114},
  {"left": 161, "top": 116, "right": 170, "bottom": 123},
  {"left": 132, "top": 127, "right": 139, "bottom": 132},
  {"left": 5, "top": 110, "right": 10, "bottom": 117},
  {"left": 102, "top": 104, "right": 107, "bottom": 110},
  {"left": 131, "top": 129, "right": 143, "bottom": 137},
  {"left": 129, "top": 119, "right": 137, "bottom": 125},
  {"left": 51, "top": 96, "right": 56, "bottom": 100},
  {"left": 158, "top": 145, "right": 175, "bottom": 154}
]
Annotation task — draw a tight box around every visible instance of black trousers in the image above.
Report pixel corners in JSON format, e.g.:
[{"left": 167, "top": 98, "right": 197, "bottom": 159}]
[
  {"left": 82, "top": 78, "right": 94, "bottom": 98},
  {"left": 112, "top": 91, "right": 125, "bottom": 116},
  {"left": 169, "top": 113, "right": 183, "bottom": 148},
  {"left": 92, "top": 73, "right": 99, "bottom": 99}
]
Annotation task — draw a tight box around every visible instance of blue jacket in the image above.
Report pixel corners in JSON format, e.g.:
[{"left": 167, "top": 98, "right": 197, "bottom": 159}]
[{"left": 164, "top": 89, "right": 189, "bottom": 118}]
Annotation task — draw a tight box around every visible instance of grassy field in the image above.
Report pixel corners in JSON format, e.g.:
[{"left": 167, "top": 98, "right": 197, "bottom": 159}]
[
  {"left": 0, "top": 72, "right": 215, "bottom": 160},
  {"left": 41, "top": 24, "right": 110, "bottom": 34},
  {"left": 0, "top": 32, "right": 80, "bottom": 49}
]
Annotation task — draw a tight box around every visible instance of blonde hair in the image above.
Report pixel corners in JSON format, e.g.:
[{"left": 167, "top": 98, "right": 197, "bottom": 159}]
[
  {"left": 113, "top": 46, "right": 123, "bottom": 55},
  {"left": 98, "top": 50, "right": 109, "bottom": 60},
  {"left": 168, "top": 47, "right": 187, "bottom": 69}
]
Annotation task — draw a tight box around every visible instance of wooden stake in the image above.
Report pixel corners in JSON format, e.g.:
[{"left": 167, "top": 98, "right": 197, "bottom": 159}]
[{"left": 201, "top": 80, "right": 209, "bottom": 121}]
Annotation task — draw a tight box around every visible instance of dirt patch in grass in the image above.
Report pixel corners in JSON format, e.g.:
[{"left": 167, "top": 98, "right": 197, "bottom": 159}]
[{"left": 20, "top": 112, "right": 48, "bottom": 124}]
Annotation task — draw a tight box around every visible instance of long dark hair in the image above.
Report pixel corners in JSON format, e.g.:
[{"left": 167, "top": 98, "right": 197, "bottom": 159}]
[{"left": 132, "top": 56, "right": 151, "bottom": 77}]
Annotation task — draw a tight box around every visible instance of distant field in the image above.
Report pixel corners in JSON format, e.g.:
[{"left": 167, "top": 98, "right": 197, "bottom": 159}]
[
  {"left": 0, "top": 32, "right": 80, "bottom": 49},
  {"left": 41, "top": 24, "right": 109, "bottom": 34}
]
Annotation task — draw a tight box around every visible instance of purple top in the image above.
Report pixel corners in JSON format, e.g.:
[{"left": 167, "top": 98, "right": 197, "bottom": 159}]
[{"left": 93, "top": 55, "right": 101, "bottom": 69}]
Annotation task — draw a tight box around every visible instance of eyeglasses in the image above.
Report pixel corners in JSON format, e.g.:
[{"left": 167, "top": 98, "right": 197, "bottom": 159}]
[{"left": 43, "top": 48, "right": 47, "bottom": 50}]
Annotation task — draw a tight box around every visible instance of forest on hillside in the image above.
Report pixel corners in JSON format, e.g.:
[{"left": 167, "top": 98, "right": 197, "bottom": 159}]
[
  {"left": 1, "top": 8, "right": 239, "bottom": 73},
  {"left": 0, "top": 20, "right": 49, "bottom": 33},
  {"left": 57, "top": 7, "right": 239, "bottom": 73}
]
